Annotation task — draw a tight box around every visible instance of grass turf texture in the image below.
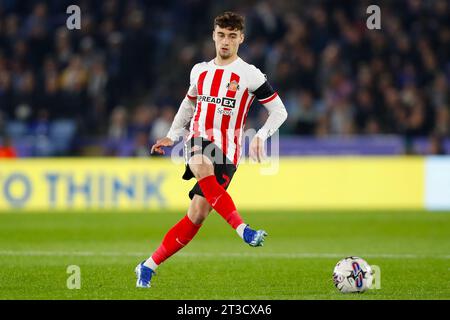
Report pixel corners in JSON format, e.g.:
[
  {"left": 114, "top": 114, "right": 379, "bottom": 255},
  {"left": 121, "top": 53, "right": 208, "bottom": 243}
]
[{"left": 0, "top": 210, "right": 449, "bottom": 300}]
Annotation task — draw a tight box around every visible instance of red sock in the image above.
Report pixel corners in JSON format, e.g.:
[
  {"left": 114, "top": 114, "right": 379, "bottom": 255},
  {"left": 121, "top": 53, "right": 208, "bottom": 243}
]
[
  {"left": 198, "top": 175, "right": 244, "bottom": 229},
  {"left": 151, "top": 215, "right": 201, "bottom": 265}
]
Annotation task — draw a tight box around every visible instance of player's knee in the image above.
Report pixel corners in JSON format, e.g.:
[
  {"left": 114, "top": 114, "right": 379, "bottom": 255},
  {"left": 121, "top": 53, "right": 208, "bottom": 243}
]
[
  {"left": 196, "top": 165, "right": 214, "bottom": 180},
  {"left": 188, "top": 206, "right": 211, "bottom": 225},
  {"left": 188, "top": 195, "right": 213, "bottom": 224},
  {"left": 188, "top": 211, "right": 206, "bottom": 225},
  {"left": 189, "top": 156, "right": 214, "bottom": 180}
]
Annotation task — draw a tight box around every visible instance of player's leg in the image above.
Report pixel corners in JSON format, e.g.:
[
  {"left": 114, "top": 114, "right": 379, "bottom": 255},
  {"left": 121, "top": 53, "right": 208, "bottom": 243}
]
[
  {"left": 148, "top": 195, "right": 211, "bottom": 267},
  {"left": 188, "top": 154, "right": 244, "bottom": 230},
  {"left": 187, "top": 194, "right": 213, "bottom": 225},
  {"left": 188, "top": 154, "right": 267, "bottom": 246},
  {"left": 135, "top": 195, "right": 212, "bottom": 288}
]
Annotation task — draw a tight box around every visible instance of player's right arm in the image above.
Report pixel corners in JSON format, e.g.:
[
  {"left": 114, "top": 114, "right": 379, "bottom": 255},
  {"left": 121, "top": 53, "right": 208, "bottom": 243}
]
[{"left": 151, "top": 65, "right": 199, "bottom": 155}]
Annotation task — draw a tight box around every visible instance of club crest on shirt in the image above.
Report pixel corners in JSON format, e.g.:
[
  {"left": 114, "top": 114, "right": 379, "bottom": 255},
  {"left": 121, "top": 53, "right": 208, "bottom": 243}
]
[{"left": 226, "top": 80, "right": 240, "bottom": 92}]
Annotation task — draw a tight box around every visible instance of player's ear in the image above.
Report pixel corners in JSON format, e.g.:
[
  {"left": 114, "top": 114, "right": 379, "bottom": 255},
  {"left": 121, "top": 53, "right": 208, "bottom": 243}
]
[
  {"left": 212, "top": 29, "right": 216, "bottom": 41},
  {"left": 239, "top": 32, "right": 244, "bottom": 44}
]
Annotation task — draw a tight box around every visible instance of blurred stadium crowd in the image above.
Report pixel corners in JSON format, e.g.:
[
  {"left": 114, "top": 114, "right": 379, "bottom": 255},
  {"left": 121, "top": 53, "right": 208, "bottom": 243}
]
[{"left": 0, "top": 0, "right": 448, "bottom": 157}]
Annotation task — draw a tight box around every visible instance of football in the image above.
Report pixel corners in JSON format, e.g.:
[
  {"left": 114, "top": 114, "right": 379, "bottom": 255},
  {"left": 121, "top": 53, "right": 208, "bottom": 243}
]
[{"left": 333, "top": 257, "right": 374, "bottom": 293}]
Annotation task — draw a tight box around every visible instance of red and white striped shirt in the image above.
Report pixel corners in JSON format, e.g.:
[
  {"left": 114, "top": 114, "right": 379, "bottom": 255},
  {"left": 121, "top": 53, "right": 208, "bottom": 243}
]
[{"left": 184, "top": 57, "right": 279, "bottom": 165}]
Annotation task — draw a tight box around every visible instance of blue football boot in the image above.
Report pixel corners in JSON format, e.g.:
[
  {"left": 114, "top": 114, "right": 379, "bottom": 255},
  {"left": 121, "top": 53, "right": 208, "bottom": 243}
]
[
  {"left": 135, "top": 261, "right": 155, "bottom": 288},
  {"left": 243, "top": 225, "right": 268, "bottom": 247}
]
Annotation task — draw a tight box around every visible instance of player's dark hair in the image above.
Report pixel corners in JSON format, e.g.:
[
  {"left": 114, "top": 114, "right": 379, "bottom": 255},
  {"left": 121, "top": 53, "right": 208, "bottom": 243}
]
[{"left": 214, "top": 12, "right": 245, "bottom": 32}]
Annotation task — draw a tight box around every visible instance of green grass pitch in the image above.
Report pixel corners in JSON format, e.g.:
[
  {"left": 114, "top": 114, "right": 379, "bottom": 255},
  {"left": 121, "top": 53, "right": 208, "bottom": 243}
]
[{"left": 0, "top": 210, "right": 449, "bottom": 299}]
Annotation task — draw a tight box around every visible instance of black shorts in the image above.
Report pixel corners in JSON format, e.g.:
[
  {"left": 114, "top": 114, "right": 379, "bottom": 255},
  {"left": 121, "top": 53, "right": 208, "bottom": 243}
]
[{"left": 183, "top": 137, "right": 237, "bottom": 200}]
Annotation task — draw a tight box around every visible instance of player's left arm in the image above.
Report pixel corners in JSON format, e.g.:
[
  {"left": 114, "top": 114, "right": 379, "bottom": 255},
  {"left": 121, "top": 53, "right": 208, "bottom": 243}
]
[
  {"left": 249, "top": 70, "right": 288, "bottom": 162},
  {"left": 254, "top": 82, "right": 288, "bottom": 140}
]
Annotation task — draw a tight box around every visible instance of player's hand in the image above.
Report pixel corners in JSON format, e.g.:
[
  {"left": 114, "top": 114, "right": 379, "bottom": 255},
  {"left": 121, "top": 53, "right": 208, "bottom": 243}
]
[
  {"left": 150, "top": 137, "right": 174, "bottom": 155},
  {"left": 249, "top": 136, "right": 265, "bottom": 163}
]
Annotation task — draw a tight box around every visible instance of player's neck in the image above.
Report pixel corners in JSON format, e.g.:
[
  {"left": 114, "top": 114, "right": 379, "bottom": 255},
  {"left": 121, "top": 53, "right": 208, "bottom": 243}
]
[{"left": 214, "top": 55, "right": 239, "bottom": 67}]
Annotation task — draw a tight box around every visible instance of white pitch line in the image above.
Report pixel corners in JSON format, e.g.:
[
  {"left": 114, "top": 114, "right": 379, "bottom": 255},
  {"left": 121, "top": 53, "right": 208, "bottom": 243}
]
[
  {"left": 181, "top": 252, "right": 450, "bottom": 259},
  {"left": 0, "top": 250, "right": 448, "bottom": 259}
]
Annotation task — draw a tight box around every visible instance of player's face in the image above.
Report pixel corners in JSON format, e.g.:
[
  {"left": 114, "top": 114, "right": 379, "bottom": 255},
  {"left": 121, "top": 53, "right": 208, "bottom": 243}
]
[{"left": 213, "top": 26, "right": 244, "bottom": 60}]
